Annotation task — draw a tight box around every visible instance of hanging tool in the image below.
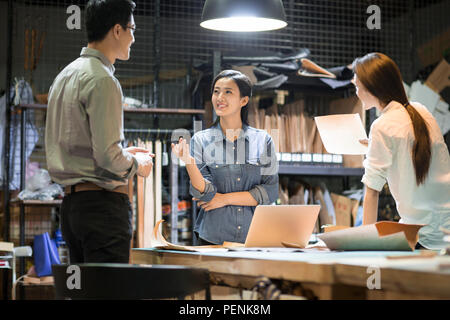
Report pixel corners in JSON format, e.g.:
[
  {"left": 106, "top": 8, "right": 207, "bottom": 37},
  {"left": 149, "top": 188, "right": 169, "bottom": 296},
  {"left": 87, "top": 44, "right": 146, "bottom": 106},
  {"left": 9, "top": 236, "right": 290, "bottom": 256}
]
[{"left": 24, "top": 15, "right": 47, "bottom": 86}]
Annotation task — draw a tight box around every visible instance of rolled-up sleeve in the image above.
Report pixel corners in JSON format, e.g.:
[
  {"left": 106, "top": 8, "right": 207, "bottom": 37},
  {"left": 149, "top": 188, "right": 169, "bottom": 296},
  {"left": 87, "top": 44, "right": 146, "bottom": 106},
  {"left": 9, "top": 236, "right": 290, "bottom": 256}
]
[
  {"left": 249, "top": 135, "right": 279, "bottom": 204},
  {"left": 85, "top": 77, "right": 135, "bottom": 179},
  {"left": 361, "top": 123, "right": 393, "bottom": 192},
  {"left": 189, "top": 135, "right": 217, "bottom": 202}
]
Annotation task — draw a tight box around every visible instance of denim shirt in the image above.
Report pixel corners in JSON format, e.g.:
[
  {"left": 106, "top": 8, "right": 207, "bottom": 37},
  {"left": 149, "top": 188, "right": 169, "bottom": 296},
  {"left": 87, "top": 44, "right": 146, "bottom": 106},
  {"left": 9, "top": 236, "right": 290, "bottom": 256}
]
[{"left": 189, "top": 123, "right": 279, "bottom": 244}]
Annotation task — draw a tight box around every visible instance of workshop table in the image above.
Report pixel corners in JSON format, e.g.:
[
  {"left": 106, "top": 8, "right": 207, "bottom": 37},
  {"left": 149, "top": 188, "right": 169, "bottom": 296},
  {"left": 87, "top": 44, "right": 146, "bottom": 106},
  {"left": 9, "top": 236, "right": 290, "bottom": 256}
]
[{"left": 131, "top": 248, "right": 450, "bottom": 300}]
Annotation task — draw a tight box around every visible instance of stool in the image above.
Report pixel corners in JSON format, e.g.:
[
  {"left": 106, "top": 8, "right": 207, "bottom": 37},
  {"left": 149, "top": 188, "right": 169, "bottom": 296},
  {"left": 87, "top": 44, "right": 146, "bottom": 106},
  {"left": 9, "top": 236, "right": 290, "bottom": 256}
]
[{"left": 52, "top": 263, "right": 211, "bottom": 300}]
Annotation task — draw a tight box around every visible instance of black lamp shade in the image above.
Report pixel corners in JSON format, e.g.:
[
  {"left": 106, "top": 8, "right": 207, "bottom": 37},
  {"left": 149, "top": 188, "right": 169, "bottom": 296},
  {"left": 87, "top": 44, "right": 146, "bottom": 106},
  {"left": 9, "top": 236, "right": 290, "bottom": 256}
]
[{"left": 201, "top": 0, "right": 287, "bottom": 32}]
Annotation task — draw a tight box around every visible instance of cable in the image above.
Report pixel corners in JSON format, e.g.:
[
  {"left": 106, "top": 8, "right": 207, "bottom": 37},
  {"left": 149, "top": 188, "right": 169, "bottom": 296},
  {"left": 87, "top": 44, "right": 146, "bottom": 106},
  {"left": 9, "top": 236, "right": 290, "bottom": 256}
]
[{"left": 11, "top": 275, "right": 26, "bottom": 301}]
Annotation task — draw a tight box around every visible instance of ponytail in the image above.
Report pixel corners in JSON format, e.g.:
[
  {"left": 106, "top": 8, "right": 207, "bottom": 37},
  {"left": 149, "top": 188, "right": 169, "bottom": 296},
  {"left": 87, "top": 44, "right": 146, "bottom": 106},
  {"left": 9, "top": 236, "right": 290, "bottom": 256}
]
[
  {"left": 404, "top": 102, "right": 432, "bottom": 185},
  {"left": 353, "top": 53, "right": 432, "bottom": 186}
]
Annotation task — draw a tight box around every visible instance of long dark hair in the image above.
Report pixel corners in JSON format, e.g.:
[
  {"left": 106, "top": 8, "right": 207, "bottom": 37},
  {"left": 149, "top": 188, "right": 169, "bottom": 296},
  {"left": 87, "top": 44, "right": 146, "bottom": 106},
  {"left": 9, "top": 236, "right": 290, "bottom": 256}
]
[
  {"left": 352, "top": 52, "right": 431, "bottom": 186},
  {"left": 211, "top": 70, "right": 252, "bottom": 126}
]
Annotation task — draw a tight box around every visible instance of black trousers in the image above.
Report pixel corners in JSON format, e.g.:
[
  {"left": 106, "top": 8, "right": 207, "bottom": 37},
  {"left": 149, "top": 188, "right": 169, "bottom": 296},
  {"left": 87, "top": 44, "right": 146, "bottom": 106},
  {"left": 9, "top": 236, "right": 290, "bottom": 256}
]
[{"left": 60, "top": 190, "right": 132, "bottom": 264}]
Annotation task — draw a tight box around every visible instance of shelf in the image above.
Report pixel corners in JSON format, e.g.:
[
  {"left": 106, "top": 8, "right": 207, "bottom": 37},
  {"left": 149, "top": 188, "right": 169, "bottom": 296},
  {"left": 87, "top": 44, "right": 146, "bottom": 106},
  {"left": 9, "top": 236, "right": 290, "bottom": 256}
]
[
  {"left": 16, "top": 104, "right": 205, "bottom": 115},
  {"left": 278, "top": 164, "right": 364, "bottom": 176},
  {"left": 10, "top": 199, "right": 62, "bottom": 207}
]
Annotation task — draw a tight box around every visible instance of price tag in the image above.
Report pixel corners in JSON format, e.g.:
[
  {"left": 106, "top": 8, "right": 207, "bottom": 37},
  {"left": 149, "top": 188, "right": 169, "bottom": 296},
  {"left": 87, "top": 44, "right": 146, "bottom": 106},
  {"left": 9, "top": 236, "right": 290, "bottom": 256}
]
[
  {"left": 302, "top": 153, "right": 312, "bottom": 162},
  {"left": 323, "top": 154, "right": 333, "bottom": 163},
  {"left": 281, "top": 153, "right": 292, "bottom": 162},
  {"left": 332, "top": 154, "right": 343, "bottom": 163},
  {"left": 313, "top": 153, "right": 323, "bottom": 163},
  {"left": 291, "top": 153, "right": 302, "bottom": 162}
]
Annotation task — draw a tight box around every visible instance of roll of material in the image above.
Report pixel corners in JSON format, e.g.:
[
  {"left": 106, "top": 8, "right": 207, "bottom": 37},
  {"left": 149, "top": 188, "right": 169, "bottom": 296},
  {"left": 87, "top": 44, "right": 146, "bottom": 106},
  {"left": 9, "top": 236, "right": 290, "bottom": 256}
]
[{"left": 14, "top": 246, "right": 33, "bottom": 257}]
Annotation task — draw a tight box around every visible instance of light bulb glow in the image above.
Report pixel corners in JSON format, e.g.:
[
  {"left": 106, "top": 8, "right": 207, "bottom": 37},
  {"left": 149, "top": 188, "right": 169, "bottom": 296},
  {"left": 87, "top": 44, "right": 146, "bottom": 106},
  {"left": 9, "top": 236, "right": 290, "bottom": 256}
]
[{"left": 200, "top": 17, "right": 287, "bottom": 32}]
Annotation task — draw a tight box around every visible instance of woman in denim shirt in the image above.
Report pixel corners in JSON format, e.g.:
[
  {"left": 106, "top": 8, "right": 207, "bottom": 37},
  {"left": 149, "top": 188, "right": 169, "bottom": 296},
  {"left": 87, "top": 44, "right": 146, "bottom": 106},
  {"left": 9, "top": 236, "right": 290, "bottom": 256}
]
[{"left": 172, "top": 70, "right": 279, "bottom": 245}]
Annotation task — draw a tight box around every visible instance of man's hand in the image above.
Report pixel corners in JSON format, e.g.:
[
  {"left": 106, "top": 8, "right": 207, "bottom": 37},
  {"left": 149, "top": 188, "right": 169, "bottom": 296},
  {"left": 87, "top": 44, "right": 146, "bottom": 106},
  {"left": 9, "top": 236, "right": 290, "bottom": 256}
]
[
  {"left": 125, "top": 146, "right": 154, "bottom": 156},
  {"left": 195, "top": 193, "right": 229, "bottom": 211},
  {"left": 171, "top": 137, "right": 194, "bottom": 165},
  {"left": 135, "top": 152, "right": 154, "bottom": 177},
  {"left": 359, "top": 139, "right": 369, "bottom": 146}
]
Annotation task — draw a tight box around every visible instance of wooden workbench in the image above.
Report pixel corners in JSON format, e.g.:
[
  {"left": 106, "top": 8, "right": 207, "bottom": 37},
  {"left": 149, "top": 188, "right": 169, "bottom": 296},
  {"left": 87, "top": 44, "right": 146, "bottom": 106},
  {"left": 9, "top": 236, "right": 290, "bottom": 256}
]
[{"left": 131, "top": 248, "right": 450, "bottom": 300}]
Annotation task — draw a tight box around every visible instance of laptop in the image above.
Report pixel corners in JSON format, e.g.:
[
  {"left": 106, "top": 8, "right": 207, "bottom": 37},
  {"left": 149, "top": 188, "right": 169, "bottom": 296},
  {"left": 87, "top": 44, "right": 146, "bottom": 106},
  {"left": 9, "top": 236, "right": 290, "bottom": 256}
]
[{"left": 244, "top": 205, "right": 320, "bottom": 248}]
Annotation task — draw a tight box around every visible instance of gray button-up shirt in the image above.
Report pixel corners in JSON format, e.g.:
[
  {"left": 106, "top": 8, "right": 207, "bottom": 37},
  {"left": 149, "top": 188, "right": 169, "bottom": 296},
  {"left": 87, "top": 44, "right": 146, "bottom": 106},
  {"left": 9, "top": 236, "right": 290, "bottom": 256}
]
[
  {"left": 45, "top": 47, "right": 137, "bottom": 190},
  {"left": 190, "top": 123, "right": 279, "bottom": 244}
]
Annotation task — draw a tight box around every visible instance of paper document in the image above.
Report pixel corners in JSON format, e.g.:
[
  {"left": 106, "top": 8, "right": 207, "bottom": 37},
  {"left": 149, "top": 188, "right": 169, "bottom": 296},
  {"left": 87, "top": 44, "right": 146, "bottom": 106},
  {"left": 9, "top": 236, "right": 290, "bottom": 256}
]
[
  {"left": 314, "top": 114, "right": 368, "bottom": 155},
  {"left": 317, "top": 221, "right": 424, "bottom": 251},
  {"left": 0, "top": 242, "right": 14, "bottom": 252},
  {"left": 409, "top": 80, "right": 440, "bottom": 114},
  {"left": 228, "top": 247, "right": 304, "bottom": 253},
  {"left": 149, "top": 220, "right": 241, "bottom": 252}
]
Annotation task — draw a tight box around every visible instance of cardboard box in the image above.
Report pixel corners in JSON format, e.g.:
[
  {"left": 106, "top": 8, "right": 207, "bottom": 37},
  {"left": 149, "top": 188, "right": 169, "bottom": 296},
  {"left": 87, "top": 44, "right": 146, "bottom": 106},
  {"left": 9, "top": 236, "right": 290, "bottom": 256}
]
[
  {"left": 330, "top": 193, "right": 352, "bottom": 227},
  {"left": 425, "top": 59, "right": 450, "bottom": 94},
  {"left": 417, "top": 27, "right": 450, "bottom": 68}
]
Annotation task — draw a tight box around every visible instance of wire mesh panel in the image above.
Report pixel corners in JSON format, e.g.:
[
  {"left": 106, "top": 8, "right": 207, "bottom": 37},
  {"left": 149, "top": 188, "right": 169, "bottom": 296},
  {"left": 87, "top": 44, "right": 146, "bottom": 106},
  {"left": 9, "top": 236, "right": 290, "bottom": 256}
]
[
  {"left": 4, "top": 1, "right": 449, "bottom": 241},
  {"left": 8, "top": 0, "right": 450, "bottom": 107},
  {"left": 9, "top": 206, "right": 53, "bottom": 245},
  {"left": 11, "top": 1, "right": 87, "bottom": 96},
  {"left": 4, "top": 0, "right": 448, "bottom": 177}
]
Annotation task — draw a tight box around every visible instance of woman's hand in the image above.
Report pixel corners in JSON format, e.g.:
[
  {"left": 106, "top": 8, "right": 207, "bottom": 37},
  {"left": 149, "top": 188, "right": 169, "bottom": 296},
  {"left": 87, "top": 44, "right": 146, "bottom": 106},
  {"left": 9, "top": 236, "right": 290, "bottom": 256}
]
[
  {"left": 194, "top": 193, "right": 229, "bottom": 211},
  {"left": 171, "top": 138, "right": 194, "bottom": 164}
]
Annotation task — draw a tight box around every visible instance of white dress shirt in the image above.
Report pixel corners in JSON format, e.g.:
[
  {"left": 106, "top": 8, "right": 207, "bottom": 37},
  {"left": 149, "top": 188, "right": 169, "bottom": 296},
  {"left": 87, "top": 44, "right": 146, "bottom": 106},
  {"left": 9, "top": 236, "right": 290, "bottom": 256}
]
[{"left": 362, "top": 101, "right": 450, "bottom": 249}]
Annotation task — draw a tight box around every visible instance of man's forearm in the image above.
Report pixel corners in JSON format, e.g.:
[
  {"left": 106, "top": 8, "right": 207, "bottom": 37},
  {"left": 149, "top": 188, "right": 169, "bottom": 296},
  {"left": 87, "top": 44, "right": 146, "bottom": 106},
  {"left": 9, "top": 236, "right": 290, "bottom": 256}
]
[{"left": 363, "top": 186, "right": 379, "bottom": 225}]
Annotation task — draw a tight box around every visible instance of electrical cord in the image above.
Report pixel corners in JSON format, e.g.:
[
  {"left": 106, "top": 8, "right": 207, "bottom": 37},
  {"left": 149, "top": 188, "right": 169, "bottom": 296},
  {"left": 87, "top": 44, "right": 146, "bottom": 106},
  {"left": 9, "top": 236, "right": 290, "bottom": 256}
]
[{"left": 12, "top": 275, "right": 26, "bottom": 301}]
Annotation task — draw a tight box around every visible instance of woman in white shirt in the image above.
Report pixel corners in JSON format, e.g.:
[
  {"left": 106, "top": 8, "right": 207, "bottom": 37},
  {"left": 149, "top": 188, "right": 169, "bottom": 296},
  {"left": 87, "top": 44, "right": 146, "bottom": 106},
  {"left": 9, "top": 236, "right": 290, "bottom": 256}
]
[{"left": 352, "top": 52, "right": 450, "bottom": 250}]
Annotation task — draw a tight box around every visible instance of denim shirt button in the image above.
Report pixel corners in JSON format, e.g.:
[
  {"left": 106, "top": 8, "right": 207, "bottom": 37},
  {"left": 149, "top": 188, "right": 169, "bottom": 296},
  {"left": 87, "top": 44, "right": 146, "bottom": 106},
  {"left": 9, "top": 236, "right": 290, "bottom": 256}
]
[{"left": 237, "top": 177, "right": 241, "bottom": 181}]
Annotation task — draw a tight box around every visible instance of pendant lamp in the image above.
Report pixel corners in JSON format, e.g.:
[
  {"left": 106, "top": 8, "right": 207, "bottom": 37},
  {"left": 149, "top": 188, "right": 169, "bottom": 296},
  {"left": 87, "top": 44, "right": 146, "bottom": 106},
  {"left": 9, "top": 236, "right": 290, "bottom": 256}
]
[{"left": 200, "top": 0, "right": 287, "bottom": 32}]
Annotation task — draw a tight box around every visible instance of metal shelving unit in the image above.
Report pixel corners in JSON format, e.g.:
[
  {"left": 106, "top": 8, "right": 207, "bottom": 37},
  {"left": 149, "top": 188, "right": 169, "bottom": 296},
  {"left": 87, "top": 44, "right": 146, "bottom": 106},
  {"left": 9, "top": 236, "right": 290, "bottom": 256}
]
[
  {"left": 9, "top": 104, "right": 205, "bottom": 256},
  {"left": 9, "top": 199, "right": 62, "bottom": 276},
  {"left": 278, "top": 164, "right": 364, "bottom": 176}
]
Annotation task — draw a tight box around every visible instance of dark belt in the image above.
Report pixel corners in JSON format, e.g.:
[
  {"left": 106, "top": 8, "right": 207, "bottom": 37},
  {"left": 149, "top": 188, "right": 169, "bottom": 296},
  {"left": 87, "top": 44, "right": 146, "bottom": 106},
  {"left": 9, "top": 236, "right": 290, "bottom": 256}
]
[{"left": 64, "top": 182, "right": 128, "bottom": 195}]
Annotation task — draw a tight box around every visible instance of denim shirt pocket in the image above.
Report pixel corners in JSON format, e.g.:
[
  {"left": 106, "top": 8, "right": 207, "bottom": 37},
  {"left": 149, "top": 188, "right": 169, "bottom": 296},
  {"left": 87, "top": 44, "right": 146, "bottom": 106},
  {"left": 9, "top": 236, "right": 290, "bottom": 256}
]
[
  {"left": 244, "top": 159, "right": 263, "bottom": 186},
  {"left": 208, "top": 164, "right": 240, "bottom": 192}
]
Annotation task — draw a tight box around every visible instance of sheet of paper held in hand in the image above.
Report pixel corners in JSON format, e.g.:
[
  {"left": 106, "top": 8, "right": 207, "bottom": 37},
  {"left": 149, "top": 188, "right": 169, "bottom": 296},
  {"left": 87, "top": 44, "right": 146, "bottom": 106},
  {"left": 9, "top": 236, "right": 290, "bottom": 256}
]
[
  {"left": 318, "top": 221, "right": 425, "bottom": 251},
  {"left": 149, "top": 220, "right": 241, "bottom": 252},
  {"left": 314, "top": 113, "right": 368, "bottom": 155}
]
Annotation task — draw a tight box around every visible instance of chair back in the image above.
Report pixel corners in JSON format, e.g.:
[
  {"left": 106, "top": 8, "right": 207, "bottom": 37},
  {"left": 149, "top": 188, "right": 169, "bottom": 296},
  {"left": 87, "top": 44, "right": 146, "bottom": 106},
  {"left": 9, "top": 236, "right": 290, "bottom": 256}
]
[{"left": 52, "top": 263, "right": 211, "bottom": 300}]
